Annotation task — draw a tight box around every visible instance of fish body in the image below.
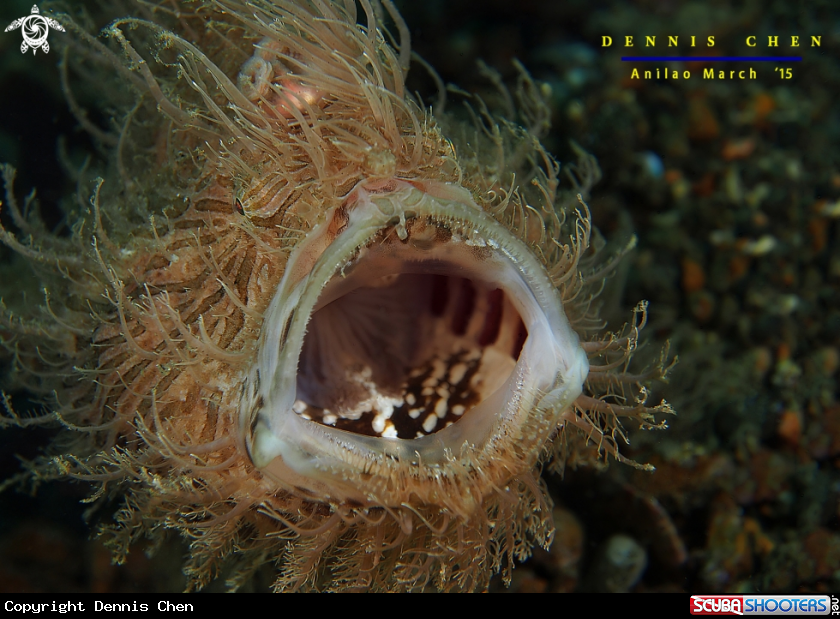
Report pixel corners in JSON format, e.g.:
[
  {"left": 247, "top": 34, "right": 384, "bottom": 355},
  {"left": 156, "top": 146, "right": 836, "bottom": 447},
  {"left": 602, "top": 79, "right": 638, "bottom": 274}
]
[{"left": 0, "top": 0, "right": 671, "bottom": 591}]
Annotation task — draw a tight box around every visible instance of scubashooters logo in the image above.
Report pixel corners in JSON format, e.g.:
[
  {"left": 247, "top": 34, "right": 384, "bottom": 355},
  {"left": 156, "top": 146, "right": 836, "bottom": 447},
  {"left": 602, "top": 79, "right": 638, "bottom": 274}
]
[
  {"left": 4, "top": 5, "right": 65, "bottom": 54},
  {"left": 690, "top": 595, "right": 836, "bottom": 615}
]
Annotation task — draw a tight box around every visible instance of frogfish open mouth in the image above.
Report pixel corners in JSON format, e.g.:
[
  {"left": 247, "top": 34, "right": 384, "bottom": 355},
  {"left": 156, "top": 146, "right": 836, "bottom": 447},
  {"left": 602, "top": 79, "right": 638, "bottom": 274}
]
[{"left": 0, "top": 0, "right": 673, "bottom": 591}]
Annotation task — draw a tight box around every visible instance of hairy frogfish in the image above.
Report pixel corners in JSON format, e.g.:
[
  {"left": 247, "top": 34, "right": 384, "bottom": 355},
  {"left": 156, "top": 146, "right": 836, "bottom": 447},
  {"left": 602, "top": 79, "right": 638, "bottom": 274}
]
[{"left": 0, "top": 0, "right": 673, "bottom": 591}]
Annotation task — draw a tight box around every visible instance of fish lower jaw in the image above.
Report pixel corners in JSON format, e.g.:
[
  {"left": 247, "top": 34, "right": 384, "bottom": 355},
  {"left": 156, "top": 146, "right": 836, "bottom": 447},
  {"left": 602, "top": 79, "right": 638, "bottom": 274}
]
[{"left": 242, "top": 179, "right": 588, "bottom": 508}]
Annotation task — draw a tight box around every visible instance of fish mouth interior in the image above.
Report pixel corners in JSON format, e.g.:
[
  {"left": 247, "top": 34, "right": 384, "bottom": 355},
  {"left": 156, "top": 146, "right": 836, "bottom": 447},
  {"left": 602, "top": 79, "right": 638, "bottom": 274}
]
[
  {"left": 294, "top": 217, "right": 529, "bottom": 440},
  {"left": 246, "top": 181, "right": 588, "bottom": 493}
]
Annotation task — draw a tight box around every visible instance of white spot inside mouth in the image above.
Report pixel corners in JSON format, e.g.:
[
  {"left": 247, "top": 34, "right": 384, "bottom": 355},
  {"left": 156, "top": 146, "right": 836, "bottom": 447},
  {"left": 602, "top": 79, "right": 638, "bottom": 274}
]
[
  {"left": 405, "top": 393, "right": 416, "bottom": 406},
  {"left": 448, "top": 363, "right": 467, "bottom": 385},
  {"left": 422, "top": 376, "right": 439, "bottom": 388},
  {"left": 422, "top": 414, "right": 438, "bottom": 433},
  {"left": 434, "top": 398, "right": 448, "bottom": 419},
  {"left": 293, "top": 400, "right": 308, "bottom": 414},
  {"left": 431, "top": 357, "right": 446, "bottom": 380},
  {"left": 408, "top": 408, "right": 422, "bottom": 419},
  {"left": 323, "top": 413, "right": 338, "bottom": 425},
  {"left": 452, "top": 404, "right": 466, "bottom": 416},
  {"left": 372, "top": 414, "right": 386, "bottom": 434},
  {"left": 371, "top": 400, "right": 399, "bottom": 434},
  {"left": 332, "top": 366, "right": 404, "bottom": 423},
  {"left": 381, "top": 422, "right": 398, "bottom": 439}
]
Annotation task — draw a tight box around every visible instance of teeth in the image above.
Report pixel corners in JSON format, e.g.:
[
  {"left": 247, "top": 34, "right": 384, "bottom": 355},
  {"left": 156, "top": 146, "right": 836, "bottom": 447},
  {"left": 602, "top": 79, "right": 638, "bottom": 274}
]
[{"left": 242, "top": 178, "right": 589, "bottom": 508}]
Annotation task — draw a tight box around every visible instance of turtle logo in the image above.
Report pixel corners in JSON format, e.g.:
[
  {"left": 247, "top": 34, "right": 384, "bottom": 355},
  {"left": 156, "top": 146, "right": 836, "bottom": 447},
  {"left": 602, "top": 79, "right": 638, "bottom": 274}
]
[{"left": 5, "top": 5, "right": 65, "bottom": 55}]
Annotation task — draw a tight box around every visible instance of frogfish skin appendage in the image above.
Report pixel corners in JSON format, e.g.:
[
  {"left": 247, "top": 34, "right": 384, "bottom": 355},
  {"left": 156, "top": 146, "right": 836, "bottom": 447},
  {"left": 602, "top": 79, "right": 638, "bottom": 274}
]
[{"left": 0, "top": 0, "right": 673, "bottom": 591}]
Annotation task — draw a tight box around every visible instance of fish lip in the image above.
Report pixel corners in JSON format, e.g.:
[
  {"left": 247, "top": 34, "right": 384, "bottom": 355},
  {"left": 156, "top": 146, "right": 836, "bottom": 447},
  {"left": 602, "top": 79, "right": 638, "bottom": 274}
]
[{"left": 241, "top": 178, "right": 589, "bottom": 504}]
